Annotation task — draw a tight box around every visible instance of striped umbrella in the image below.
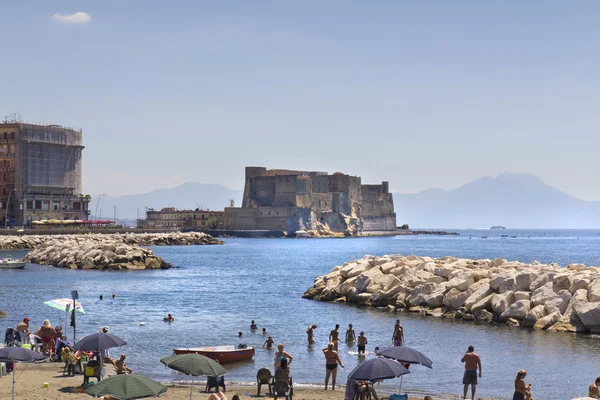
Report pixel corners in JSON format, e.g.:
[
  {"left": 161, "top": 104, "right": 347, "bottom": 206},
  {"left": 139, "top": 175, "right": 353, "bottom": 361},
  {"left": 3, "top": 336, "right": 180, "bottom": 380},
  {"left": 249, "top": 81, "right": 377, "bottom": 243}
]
[{"left": 43, "top": 298, "right": 85, "bottom": 314}]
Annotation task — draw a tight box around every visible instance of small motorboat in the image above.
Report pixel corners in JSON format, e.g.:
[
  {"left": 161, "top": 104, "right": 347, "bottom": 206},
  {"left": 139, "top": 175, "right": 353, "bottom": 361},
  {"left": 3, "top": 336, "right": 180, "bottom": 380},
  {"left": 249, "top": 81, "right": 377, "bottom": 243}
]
[
  {"left": 173, "top": 345, "right": 255, "bottom": 363},
  {"left": 0, "top": 258, "right": 26, "bottom": 269}
]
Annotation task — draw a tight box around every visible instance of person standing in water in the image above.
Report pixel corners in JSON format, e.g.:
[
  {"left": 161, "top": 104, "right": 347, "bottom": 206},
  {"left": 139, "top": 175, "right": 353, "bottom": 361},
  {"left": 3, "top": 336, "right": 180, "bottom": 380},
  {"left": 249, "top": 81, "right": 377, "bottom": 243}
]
[
  {"left": 345, "top": 324, "right": 356, "bottom": 343},
  {"left": 263, "top": 336, "right": 275, "bottom": 350},
  {"left": 307, "top": 324, "right": 317, "bottom": 344},
  {"left": 329, "top": 324, "right": 340, "bottom": 351},
  {"left": 357, "top": 331, "right": 368, "bottom": 355},
  {"left": 323, "top": 342, "right": 344, "bottom": 390},
  {"left": 274, "top": 344, "right": 293, "bottom": 370},
  {"left": 392, "top": 319, "right": 404, "bottom": 346},
  {"left": 250, "top": 320, "right": 257, "bottom": 332}
]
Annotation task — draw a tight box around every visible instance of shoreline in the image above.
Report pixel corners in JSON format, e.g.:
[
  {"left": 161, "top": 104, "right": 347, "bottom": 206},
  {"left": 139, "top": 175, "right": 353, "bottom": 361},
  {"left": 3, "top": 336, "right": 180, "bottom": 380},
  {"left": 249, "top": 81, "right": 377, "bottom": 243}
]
[{"left": 0, "top": 362, "right": 491, "bottom": 400}]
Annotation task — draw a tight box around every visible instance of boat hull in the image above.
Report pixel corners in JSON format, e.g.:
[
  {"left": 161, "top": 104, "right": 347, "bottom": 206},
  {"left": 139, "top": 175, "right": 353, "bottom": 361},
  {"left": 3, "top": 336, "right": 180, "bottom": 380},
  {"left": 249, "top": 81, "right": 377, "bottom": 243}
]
[
  {"left": 173, "top": 346, "right": 255, "bottom": 363},
  {"left": 0, "top": 262, "right": 26, "bottom": 269}
]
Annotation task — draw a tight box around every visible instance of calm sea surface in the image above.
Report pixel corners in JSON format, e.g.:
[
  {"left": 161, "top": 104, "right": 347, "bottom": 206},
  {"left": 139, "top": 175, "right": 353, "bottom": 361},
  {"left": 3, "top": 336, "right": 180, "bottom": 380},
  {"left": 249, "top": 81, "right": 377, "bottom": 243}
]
[{"left": 2, "top": 229, "right": 600, "bottom": 399}]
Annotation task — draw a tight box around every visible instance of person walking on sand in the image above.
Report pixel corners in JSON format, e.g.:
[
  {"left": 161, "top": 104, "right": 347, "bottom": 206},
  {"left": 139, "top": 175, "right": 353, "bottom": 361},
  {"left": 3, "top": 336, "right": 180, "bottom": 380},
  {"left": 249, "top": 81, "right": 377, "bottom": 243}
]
[
  {"left": 323, "top": 342, "right": 344, "bottom": 390},
  {"left": 357, "top": 331, "right": 368, "bottom": 355},
  {"left": 329, "top": 324, "right": 340, "bottom": 350},
  {"left": 461, "top": 345, "right": 482, "bottom": 400},
  {"left": 392, "top": 319, "right": 404, "bottom": 346},
  {"left": 345, "top": 324, "right": 356, "bottom": 343},
  {"left": 274, "top": 344, "right": 293, "bottom": 370},
  {"left": 513, "top": 369, "right": 532, "bottom": 400},
  {"left": 589, "top": 376, "right": 600, "bottom": 398},
  {"left": 307, "top": 324, "right": 317, "bottom": 344}
]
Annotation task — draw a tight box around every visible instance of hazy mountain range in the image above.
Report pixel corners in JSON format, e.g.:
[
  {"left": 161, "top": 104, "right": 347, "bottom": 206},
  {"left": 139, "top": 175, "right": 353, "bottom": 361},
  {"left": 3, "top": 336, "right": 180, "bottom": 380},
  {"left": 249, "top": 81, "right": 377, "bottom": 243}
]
[{"left": 92, "top": 173, "right": 600, "bottom": 229}]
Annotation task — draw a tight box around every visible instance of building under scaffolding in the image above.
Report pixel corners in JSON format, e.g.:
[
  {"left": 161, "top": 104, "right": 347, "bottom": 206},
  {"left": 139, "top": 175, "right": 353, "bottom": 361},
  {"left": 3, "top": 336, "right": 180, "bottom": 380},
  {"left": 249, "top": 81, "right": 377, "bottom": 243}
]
[{"left": 0, "top": 122, "right": 90, "bottom": 225}]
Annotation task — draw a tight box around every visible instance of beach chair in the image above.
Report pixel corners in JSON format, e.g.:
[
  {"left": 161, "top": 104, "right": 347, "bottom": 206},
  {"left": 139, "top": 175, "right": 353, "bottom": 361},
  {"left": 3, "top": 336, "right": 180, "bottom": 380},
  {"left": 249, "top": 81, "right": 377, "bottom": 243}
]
[
  {"left": 4, "top": 328, "right": 21, "bottom": 347},
  {"left": 83, "top": 360, "right": 101, "bottom": 384},
  {"left": 205, "top": 375, "right": 226, "bottom": 393},
  {"left": 62, "top": 348, "right": 78, "bottom": 376},
  {"left": 272, "top": 379, "right": 292, "bottom": 400},
  {"left": 256, "top": 368, "right": 273, "bottom": 396}
]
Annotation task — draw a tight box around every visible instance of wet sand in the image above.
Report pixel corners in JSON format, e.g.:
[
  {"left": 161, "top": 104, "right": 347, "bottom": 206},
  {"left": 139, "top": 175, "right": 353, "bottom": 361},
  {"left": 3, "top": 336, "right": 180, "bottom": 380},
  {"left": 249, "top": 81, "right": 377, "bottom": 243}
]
[{"left": 0, "top": 362, "right": 455, "bottom": 400}]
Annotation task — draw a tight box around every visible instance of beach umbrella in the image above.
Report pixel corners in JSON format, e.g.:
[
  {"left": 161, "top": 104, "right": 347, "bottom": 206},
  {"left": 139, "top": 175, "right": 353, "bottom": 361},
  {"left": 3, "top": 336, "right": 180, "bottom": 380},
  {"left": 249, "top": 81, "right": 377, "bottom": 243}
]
[
  {"left": 0, "top": 346, "right": 48, "bottom": 400},
  {"left": 73, "top": 332, "right": 127, "bottom": 352},
  {"left": 376, "top": 346, "right": 432, "bottom": 394},
  {"left": 348, "top": 357, "right": 409, "bottom": 381},
  {"left": 43, "top": 298, "right": 85, "bottom": 314},
  {"left": 160, "top": 354, "right": 227, "bottom": 400},
  {"left": 85, "top": 373, "right": 167, "bottom": 399}
]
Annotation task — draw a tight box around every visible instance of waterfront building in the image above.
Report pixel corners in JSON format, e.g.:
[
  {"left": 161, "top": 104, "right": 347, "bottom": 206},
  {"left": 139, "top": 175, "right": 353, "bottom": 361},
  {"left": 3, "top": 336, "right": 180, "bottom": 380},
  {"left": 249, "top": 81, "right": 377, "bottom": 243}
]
[
  {"left": 138, "top": 207, "right": 224, "bottom": 230},
  {"left": 224, "top": 166, "right": 396, "bottom": 235},
  {"left": 0, "top": 122, "right": 90, "bottom": 225}
]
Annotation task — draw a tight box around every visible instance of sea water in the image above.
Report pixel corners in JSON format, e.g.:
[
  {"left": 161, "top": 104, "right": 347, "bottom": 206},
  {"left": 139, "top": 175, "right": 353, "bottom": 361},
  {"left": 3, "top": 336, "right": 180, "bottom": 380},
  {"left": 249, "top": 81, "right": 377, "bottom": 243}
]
[{"left": 1, "top": 230, "right": 600, "bottom": 399}]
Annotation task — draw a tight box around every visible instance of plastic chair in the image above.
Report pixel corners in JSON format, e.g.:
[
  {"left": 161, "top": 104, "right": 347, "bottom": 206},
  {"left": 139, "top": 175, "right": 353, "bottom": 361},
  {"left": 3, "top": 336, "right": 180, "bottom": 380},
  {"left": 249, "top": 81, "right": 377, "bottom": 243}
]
[
  {"left": 256, "top": 368, "right": 273, "bottom": 396},
  {"left": 83, "top": 360, "right": 101, "bottom": 384},
  {"left": 272, "top": 379, "right": 292, "bottom": 400},
  {"left": 62, "top": 348, "right": 78, "bottom": 376},
  {"left": 205, "top": 375, "right": 226, "bottom": 393}
]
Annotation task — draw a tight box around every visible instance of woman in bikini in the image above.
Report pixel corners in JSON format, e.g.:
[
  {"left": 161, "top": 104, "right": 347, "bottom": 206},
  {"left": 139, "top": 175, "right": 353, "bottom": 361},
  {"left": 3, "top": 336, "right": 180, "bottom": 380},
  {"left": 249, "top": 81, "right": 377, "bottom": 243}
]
[
  {"left": 306, "top": 324, "right": 317, "bottom": 344},
  {"left": 513, "top": 369, "right": 532, "bottom": 400},
  {"left": 323, "top": 342, "right": 344, "bottom": 390},
  {"left": 273, "top": 344, "right": 293, "bottom": 371}
]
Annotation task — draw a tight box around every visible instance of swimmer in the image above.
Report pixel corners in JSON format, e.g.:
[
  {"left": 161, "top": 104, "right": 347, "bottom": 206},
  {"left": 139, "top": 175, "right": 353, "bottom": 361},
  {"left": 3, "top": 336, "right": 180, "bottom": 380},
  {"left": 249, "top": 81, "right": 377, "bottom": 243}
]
[
  {"left": 238, "top": 331, "right": 243, "bottom": 338},
  {"left": 345, "top": 324, "right": 356, "bottom": 343},
  {"left": 262, "top": 328, "right": 267, "bottom": 335},
  {"left": 164, "top": 313, "right": 174, "bottom": 322},
  {"left": 307, "top": 324, "right": 317, "bottom": 344},
  {"left": 357, "top": 331, "right": 367, "bottom": 355},
  {"left": 250, "top": 320, "right": 257, "bottom": 332},
  {"left": 99, "top": 295, "right": 103, "bottom": 300},
  {"left": 329, "top": 324, "right": 340, "bottom": 351},
  {"left": 263, "top": 336, "right": 275, "bottom": 350},
  {"left": 112, "top": 294, "right": 116, "bottom": 299}
]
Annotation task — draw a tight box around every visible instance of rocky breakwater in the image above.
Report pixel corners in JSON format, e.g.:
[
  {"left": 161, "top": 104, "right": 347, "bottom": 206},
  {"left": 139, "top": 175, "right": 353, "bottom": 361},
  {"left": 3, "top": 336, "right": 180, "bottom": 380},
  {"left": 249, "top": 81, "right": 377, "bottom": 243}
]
[
  {"left": 24, "top": 237, "right": 171, "bottom": 270},
  {"left": 303, "top": 255, "right": 600, "bottom": 334},
  {"left": 0, "top": 231, "right": 223, "bottom": 250}
]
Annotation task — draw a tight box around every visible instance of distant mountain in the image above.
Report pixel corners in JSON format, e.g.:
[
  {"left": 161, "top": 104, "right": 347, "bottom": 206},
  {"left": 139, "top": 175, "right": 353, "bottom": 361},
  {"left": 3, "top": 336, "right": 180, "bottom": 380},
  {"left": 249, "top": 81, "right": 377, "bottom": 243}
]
[
  {"left": 393, "top": 173, "right": 600, "bottom": 229},
  {"left": 90, "top": 182, "right": 243, "bottom": 220}
]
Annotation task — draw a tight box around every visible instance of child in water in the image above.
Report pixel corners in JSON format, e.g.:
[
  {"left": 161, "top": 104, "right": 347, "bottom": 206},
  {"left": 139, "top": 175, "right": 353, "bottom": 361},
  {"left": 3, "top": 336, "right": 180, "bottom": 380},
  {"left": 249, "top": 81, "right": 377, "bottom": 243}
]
[
  {"left": 250, "top": 320, "right": 257, "bottom": 331},
  {"left": 263, "top": 336, "right": 275, "bottom": 350},
  {"left": 262, "top": 328, "right": 267, "bottom": 335}
]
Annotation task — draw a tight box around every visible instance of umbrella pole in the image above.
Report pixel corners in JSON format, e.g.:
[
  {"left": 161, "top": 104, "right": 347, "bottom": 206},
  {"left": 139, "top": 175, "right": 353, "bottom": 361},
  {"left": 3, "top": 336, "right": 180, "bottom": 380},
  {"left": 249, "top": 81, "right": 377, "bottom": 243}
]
[
  {"left": 399, "top": 375, "right": 403, "bottom": 394},
  {"left": 189, "top": 377, "right": 194, "bottom": 400},
  {"left": 12, "top": 362, "right": 15, "bottom": 400}
]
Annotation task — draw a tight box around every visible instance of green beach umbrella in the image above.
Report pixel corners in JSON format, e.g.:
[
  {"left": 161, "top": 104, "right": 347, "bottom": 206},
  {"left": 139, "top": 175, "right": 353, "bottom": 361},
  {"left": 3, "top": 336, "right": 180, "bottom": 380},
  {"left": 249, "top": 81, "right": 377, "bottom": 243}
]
[
  {"left": 85, "top": 373, "right": 167, "bottom": 399},
  {"left": 160, "top": 354, "right": 227, "bottom": 400}
]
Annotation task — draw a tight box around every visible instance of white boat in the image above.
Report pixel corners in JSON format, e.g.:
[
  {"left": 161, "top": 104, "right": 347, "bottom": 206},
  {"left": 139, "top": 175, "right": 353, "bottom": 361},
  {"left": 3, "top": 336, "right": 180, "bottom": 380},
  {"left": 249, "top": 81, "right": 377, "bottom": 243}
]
[{"left": 0, "top": 258, "right": 26, "bottom": 269}]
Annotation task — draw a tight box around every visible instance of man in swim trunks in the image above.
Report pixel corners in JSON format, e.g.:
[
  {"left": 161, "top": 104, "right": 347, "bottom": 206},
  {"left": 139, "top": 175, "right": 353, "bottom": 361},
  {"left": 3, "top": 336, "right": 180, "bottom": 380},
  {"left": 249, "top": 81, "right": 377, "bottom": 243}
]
[
  {"left": 323, "top": 342, "right": 344, "bottom": 390},
  {"left": 263, "top": 336, "right": 275, "bottom": 350},
  {"left": 461, "top": 345, "right": 482, "bottom": 400},
  {"left": 345, "top": 324, "right": 356, "bottom": 343},
  {"left": 357, "top": 331, "right": 367, "bottom": 355},
  {"left": 329, "top": 324, "right": 340, "bottom": 351},
  {"left": 16, "top": 317, "right": 29, "bottom": 344},
  {"left": 392, "top": 319, "right": 404, "bottom": 346}
]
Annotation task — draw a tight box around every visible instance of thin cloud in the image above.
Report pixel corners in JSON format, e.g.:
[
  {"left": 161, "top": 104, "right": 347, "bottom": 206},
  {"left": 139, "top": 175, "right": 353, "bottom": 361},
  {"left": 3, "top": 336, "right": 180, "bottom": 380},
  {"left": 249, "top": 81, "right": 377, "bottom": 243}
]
[{"left": 51, "top": 12, "right": 91, "bottom": 24}]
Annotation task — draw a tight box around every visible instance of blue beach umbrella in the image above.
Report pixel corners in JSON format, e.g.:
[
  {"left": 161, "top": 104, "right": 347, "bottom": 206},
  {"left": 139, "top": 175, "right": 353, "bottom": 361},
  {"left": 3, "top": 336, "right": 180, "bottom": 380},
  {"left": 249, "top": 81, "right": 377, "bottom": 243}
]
[{"left": 0, "top": 346, "right": 48, "bottom": 400}]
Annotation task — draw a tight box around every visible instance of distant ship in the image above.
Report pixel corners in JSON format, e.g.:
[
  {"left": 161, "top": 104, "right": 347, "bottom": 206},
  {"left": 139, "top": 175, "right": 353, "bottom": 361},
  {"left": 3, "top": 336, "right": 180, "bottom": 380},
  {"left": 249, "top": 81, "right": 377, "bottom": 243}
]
[{"left": 490, "top": 226, "right": 506, "bottom": 230}]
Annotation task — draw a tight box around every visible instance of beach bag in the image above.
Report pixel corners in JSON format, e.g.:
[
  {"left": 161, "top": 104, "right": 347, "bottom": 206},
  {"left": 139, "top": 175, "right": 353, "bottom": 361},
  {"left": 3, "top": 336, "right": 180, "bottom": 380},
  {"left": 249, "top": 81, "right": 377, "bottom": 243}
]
[{"left": 389, "top": 394, "right": 408, "bottom": 400}]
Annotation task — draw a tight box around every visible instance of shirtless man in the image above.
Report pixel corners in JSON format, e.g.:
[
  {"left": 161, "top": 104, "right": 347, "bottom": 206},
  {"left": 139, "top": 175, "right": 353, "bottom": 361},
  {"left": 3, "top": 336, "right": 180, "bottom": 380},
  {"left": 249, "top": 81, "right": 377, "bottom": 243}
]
[
  {"left": 345, "top": 324, "right": 356, "bottom": 343},
  {"left": 357, "top": 331, "right": 368, "bottom": 355},
  {"left": 307, "top": 324, "right": 317, "bottom": 344},
  {"left": 16, "top": 318, "right": 30, "bottom": 343},
  {"left": 115, "top": 354, "right": 133, "bottom": 374},
  {"left": 589, "top": 376, "right": 600, "bottom": 399},
  {"left": 392, "top": 319, "right": 404, "bottom": 346},
  {"left": 461, "top": 345, "right": 482, "bottom": 400},
  {"left": 329, "top": 324, "right": 340, "bottom": 351}
]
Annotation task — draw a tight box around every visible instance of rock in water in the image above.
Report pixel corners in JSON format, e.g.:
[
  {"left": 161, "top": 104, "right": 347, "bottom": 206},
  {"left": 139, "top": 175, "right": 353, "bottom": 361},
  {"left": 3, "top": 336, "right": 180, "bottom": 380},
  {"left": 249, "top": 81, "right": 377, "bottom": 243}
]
[
  {"left": 0, "top": 310, "right": 7, "bottom": 318},
  {"left": 303, "top": 254, "right": 600, "bottom": 335}
]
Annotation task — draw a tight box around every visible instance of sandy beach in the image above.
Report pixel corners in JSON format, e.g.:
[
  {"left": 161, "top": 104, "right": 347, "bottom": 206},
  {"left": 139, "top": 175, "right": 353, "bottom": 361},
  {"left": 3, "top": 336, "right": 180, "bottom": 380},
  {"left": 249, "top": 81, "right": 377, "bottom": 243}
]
[{"left": 0, "top": 362, "right": 456, "bottom": 400}]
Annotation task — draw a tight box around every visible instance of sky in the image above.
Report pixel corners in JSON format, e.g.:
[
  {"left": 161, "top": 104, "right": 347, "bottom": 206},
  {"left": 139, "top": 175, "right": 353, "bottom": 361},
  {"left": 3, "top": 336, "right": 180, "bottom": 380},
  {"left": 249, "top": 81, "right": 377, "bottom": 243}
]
[{"left": 1, "top": 1, "right": 600, "bottom": 199}]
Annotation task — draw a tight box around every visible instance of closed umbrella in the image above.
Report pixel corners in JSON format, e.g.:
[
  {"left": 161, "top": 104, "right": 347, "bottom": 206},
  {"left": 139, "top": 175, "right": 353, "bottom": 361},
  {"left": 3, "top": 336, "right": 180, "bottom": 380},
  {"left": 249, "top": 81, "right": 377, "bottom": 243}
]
[
  {"left": 73, "top": 333, "right": 127, "bottom": 352},
  {"left": 160, "top": 354, "right": 227, "bottom": 400},
  {"left": 0, "top": 346, "right": 48, "bottom": 400},
  {"left": 85, "top": 373, "right": 167, "bottom": 399},
  {"left": 347, "top": 357, "right": 409, "bottom": 381}
]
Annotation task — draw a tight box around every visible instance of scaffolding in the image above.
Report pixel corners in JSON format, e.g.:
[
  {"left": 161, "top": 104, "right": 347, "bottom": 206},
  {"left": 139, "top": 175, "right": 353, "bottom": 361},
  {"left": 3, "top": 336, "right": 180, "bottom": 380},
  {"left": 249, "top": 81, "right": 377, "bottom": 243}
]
[{"left": 18, "top": 123, "right": 83, "bottom": 196}]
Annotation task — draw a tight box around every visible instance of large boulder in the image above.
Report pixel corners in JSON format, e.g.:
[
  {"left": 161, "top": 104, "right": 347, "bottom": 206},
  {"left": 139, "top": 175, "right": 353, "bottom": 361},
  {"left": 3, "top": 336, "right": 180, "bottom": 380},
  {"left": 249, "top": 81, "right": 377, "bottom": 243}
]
[
  {"left": 531, "top": 282, "right": 555, "bottom": 307},
  {"left": 545, "top": 290, "right": 572, "bottom": 315},
  {"left": 573, "top": 301, "right": 600, "bottom": 329},
  {"left": 446, "top": 274, "right": 475, "bottom": 291},
  {"left": 443, "top": 288, "right": 472, "bottom": 310},
  {"left": 561, "top": 289, "right": 588, "bottom": 323},
  {"left": 491, "top": 291, "right": 515, "bottom": 315},
  {"left": 471, "top": 294, "right": 495, "bottom": 313},
  {"left": 341, "top": 261, "right": 371, "bottom": 279},
  {"left": 529, "top": 273, "right": 555, "bottom": 291},
  {"left": 464, "top": 283, "right": 493, "bottom": 312},
  {"left": 588, "top": 279, "right": 600, "bottom": 302},
  {"left": 533, "top": 311, "right": 561, "bottom": 330},
  {"left": 515, "top": 272, "right": 538, "bottom": 291},
  {"left": 500, "top": 300, "right": 531, "bottom": 322},
  {"left": 569, "top": 277, "right": 591, "bottom": 294},
  {"left": 523, "top": 305, "right": 548, "bottom": 327}
]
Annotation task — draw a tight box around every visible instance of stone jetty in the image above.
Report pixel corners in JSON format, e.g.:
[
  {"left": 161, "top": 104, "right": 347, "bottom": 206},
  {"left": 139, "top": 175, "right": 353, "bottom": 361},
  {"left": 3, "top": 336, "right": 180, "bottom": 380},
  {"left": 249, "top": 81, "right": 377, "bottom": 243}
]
[
  {"left": 303, "top": 255, "right": 600, "bottom": 334},
  {"left": 24, "top": 237, "right": 171, "bottom": 270},
  {"left": 0, "top": 231, "right": 223, "bottom": 250}
]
